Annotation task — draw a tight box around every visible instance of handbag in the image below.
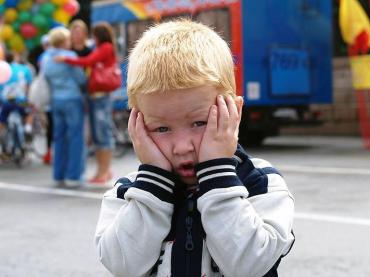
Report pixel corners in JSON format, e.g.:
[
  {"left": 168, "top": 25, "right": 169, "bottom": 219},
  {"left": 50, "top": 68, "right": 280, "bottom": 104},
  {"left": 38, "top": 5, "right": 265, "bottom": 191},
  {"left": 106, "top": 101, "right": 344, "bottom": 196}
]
[
  {"left": 28, "top": 73, "right": 51, "bottom": 110},
  {"left": 89, "top": 62, "right": 122, "bottom": 93}
]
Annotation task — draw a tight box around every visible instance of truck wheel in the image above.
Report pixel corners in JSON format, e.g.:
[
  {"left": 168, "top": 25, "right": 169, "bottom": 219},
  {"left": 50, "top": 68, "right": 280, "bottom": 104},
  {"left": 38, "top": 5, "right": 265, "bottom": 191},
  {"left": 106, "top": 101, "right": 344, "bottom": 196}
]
[{"left": 239, "top": 132, "right": 265, "bottom": 147}]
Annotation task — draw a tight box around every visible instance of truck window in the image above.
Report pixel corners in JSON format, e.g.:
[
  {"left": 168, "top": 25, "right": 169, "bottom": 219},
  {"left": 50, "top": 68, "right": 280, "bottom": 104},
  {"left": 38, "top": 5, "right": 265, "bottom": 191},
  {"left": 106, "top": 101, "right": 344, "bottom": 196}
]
[
  {"left": 161, "top": 13, "right": 191, "bottom": 22},
  {"left": 111, "top": 23, "right": 126, "bottom": 61},
  {"left": 195, "top": 9, "right": 231, "bottom": 45},
  {"left": 126, "top": 19, "right": 155, "bottom": 56},
  {"left": 125, "top": 9, "right": 231, "bottom": 57}
]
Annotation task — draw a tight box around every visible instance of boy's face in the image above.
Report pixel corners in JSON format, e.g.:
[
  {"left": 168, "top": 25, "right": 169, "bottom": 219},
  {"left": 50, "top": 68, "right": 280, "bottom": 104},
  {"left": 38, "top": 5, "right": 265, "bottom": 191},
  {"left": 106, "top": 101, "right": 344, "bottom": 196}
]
[{"left": 136, "top": 85, "right": 242, "bottom": 185}]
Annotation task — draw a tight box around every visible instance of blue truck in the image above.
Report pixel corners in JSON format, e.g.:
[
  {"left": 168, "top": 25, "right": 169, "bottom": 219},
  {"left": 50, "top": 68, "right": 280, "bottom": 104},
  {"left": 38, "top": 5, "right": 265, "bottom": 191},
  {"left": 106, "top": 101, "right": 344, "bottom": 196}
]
[{"left": 91, "top": 0, "right": 332, "bottom": 145}]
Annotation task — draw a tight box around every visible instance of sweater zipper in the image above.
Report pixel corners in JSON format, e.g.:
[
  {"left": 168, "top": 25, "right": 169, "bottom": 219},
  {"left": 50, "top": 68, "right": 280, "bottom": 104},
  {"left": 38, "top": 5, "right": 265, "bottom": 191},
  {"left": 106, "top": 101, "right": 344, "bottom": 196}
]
[{"left": 185, "top": 198, "right": 194, "bottom": 276}]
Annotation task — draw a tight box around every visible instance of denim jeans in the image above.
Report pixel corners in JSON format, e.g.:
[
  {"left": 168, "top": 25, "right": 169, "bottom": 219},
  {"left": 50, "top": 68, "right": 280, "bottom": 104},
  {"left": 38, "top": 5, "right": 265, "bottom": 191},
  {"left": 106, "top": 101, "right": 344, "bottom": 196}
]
[
  {"left": 52, "top": 99, "right": 85, "bottom": 181},
  {"left": 88, "top": 95, "right": 114, "bottom": 149}
]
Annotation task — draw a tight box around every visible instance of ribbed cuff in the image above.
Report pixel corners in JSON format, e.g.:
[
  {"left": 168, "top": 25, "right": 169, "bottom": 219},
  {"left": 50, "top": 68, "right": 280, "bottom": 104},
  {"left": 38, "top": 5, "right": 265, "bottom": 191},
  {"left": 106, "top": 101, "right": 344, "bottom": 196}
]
[
  {"left": 133, "top": 164, "right": 177, "bottom": 204},
  {"left": 195, "top": 158, "right": 243, "bottom": 196}
]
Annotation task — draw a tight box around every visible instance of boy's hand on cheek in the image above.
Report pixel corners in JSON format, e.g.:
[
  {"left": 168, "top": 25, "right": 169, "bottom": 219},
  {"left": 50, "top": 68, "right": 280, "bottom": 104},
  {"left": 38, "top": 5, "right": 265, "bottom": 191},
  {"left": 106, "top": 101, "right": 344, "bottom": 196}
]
[
  {"left": 128, "top": 108, "right": 172, "bottom": 171},
  {"left": 198, "top": 95, "right": 240, "bottom": 163}
]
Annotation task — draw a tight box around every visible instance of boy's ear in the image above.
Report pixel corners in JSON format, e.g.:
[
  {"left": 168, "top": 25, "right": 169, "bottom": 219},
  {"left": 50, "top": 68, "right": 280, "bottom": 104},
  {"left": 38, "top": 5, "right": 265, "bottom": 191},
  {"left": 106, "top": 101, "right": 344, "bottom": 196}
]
[{"left": 235, "top": 96, "right": 244, "bottom": 119}]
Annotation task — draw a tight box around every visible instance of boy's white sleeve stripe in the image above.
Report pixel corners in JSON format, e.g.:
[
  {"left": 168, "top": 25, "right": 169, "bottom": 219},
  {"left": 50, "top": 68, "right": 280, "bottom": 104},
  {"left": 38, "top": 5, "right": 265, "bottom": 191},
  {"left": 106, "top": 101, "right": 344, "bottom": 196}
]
[
  {"left": 195, "top": 158, "right": 242, "bottom": 196},
  {"left": 136, "top": 177, "right": 173, "bottom": 193},
  {"left": 232, "top": 155, "right": 243, "bottom": 163},
  {"left": 138, "top": 170, "right": 175, "bottom": 186},
  {"left": 196, "top": 165, "right": 235, "bottom": 176},
  {"left": 198, "top": 172, "right": 237, "bottom": 183}
]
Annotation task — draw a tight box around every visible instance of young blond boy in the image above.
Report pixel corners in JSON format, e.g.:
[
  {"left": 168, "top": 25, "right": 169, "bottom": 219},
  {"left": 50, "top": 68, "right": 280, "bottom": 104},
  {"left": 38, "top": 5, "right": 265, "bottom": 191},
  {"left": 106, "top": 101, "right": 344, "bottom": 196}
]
[{"left": 95, "top": 20, "right": 295, "bottom": 277}]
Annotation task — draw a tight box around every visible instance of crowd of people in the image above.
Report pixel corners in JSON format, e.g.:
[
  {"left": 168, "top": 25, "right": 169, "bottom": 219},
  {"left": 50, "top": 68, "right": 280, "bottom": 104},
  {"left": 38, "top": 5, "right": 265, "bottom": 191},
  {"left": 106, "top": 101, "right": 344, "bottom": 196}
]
[{"left": 0, "top": 20, "right": 120, "bottom": 187}]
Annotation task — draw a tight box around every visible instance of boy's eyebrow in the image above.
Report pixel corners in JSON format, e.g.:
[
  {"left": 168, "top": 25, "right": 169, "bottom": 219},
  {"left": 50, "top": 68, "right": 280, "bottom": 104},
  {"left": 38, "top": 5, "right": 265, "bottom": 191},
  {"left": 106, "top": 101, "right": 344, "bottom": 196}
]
[
  {"left": 185, "top": 106, "right": 210, "bottom": 117},
  {"left": 143, "top": 105, "right": 210, "bottom": 123},
  {"left": 143, "top": 114, "right": 170, "bottom": 125}
]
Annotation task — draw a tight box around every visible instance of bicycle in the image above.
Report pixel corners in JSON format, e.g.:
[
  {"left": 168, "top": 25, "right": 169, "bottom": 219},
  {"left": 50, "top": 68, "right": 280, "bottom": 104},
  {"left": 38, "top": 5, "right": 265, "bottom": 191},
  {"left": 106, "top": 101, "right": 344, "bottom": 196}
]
[
  {"left": 0, "top": 108, "right": 48, "bottom": 167},
  {"left": 27, "top": 110, "right": 48, "bottom": 160},
  {"left": 111, "top": 88, "right": 132, "bottom": 158},
  {"left": 0, "top": 109, "right": 27, "bottom": 166}
]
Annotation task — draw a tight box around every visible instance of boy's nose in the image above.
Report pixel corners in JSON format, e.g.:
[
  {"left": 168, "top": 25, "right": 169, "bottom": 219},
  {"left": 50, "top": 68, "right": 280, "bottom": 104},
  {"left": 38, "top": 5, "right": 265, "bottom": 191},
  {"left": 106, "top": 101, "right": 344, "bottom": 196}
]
[{"left": 172, "top": 132, "right": 194, "bottom": 156}]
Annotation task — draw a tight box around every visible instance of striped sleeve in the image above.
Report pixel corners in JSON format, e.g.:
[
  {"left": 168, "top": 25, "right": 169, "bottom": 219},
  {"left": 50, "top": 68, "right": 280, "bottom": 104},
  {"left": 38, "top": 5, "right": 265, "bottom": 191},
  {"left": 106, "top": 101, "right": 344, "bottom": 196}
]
[
  {"left": 131, "top": 164, "right": 177, "bottom": 204},
  {"left": 195, "top": 158, "right": 243, "bottom": 196}
]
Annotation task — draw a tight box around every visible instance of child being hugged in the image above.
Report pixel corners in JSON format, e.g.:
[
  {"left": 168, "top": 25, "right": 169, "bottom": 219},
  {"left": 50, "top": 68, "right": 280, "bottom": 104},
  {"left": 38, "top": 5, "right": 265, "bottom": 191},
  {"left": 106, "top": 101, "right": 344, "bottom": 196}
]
[{"left": 95, "top": 20, "right": 295, "bottom": 277}]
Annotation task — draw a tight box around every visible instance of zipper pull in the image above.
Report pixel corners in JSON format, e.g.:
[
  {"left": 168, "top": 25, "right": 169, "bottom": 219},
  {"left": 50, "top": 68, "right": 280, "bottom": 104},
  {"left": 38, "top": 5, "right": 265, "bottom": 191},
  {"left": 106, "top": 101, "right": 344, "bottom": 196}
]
[
  {"left": 185, "top": 216, "right": 194, "bottom": 251},
  {"left": 185, "top": 198, "right": 194, "bottom": 251}
]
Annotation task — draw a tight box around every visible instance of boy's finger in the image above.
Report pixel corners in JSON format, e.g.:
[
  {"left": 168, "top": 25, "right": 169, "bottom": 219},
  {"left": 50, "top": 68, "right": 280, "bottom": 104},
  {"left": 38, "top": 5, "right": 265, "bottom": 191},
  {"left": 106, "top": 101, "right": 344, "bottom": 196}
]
[
  {"left": 217, "top": 95, "right": 229, "bottom": 132},
  {"left": 135, "top": 112, "right": 152, "bottom": 143},
  {"left": 226, "top": 95, "right": 239, "bottom": 130},
  {"left": 128, "top": 108, "right": 138, "bottom": 138},
  {"left": 205, "top": 105, "right": 217, "bottom": 136},
  {"left": 226, "top": 95, "right": 238, "bottom": 121},
  {"left": 135, "top": 112, "right": 145, "bottom": 135}
]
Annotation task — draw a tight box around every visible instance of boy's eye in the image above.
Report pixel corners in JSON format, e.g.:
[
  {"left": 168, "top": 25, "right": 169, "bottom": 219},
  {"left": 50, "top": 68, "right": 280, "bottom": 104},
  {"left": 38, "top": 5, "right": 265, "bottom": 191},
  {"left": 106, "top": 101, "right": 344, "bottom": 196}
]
[
  {"left": 193, "top": 121, "right": 207, "bottom": 127},
  {"left": 155, "top": 127, "right": 169, "bottom": 133}
]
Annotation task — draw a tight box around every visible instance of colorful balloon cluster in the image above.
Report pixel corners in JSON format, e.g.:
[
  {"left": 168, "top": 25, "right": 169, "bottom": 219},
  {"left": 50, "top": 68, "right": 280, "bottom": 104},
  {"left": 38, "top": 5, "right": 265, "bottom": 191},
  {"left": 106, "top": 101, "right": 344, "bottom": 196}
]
[{"left": 0, "top": 0, "right": 80, "bottom": 53}]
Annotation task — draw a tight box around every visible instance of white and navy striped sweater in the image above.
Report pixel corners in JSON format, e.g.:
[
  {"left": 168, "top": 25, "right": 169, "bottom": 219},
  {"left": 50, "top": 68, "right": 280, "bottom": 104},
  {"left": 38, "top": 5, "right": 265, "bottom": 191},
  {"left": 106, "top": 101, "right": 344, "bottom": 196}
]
[{"left": 95, "top": 145, "right": 295, "bottom": 277}]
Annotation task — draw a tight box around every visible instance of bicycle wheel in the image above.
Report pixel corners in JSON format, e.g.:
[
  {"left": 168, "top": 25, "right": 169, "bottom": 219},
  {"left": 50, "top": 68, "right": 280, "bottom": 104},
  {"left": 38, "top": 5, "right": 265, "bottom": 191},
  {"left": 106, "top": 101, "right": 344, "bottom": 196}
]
[
  {"left": 112, "top": 110, "right": 132, "bottom": 158},
  {"left": 29, "top": 112, "right": 48, "bottom": 158}
]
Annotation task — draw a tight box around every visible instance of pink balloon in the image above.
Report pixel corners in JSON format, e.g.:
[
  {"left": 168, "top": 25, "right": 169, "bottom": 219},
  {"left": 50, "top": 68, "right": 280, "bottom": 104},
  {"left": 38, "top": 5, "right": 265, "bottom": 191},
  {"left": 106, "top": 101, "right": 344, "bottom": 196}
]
[
  {"left": 63, "top": 0, "right": 80, "bottom": 16},
  {"left": 0, "top": 61, "right": 12, "bottom": 84},
  {"left": 20, "top": 23, "right": 38, "bottom": 39}
]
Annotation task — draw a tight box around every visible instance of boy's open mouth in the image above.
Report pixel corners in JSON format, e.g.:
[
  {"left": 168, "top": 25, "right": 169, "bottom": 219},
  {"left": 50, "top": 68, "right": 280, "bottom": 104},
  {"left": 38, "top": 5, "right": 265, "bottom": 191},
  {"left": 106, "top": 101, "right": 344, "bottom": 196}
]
[{"left": 177, "top": 162, "right": 195, "bottom": 178}]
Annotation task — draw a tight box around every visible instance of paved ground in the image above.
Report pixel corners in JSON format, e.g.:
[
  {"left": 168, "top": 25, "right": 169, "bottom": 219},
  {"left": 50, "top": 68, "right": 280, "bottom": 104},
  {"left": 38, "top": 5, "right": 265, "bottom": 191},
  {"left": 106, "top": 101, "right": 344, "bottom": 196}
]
[{"left": 0, "top": 135, "right": 370, "bottom": 276}]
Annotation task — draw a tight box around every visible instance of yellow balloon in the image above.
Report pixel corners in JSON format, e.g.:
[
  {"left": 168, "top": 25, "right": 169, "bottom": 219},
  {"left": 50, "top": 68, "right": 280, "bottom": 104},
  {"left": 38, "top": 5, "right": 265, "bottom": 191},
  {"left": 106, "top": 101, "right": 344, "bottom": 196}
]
[
  {"left": 51, "top": 0, "right": 68, "bottom": 5},
  {"left": 53, "top": 9, "right": 71, "bottom": 25},
  {"left": 17, "top": 0, "right": 33, "bottom": 11},
  {"left": 0, "top": 25, "right": 14, "bottom": 41},
  {"left": 9, "top": 34, "right": 25, "bottom": 53},
  {"left": 4, "top": 8, "right": 18, "bottom": 23}
]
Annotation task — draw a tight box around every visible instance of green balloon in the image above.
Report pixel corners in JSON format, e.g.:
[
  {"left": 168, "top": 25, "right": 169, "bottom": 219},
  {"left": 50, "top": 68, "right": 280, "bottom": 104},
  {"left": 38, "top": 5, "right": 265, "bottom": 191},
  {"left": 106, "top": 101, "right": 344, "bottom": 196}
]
[
  {"left": 40, "top": 3, "right": 56, "bottom": 17},
  {"left": 12, "top": 20, "right": 21, "bottom": 32},
  {"left": 18, "top": 11, "right": 31, "bottom": 23},
  {"left": 39, "top": 26, "right": 49, "bottom": 36},
  {"left": 0, "top": 5, "right": 5, "bottom": 16},
  {"left": 25, "top": 39, "right": 36, "bottom": 50},
  {"left": 32, "top": 14, "right": 49, "bottom": 29},
  {"left": 32, "top": 35, "right": 41, "bottom": 46}
]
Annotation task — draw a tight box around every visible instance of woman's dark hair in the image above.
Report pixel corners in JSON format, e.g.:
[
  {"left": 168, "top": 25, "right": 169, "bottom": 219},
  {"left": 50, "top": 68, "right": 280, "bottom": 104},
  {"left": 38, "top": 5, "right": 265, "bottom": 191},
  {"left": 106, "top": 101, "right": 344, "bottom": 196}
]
[{"left": 92, "top": 22, "right": 116, "bottom": 48}]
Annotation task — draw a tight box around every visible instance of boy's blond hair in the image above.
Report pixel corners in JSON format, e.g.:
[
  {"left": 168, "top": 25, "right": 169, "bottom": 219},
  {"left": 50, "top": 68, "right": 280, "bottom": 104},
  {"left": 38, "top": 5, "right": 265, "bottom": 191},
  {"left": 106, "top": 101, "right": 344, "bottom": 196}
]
[
  {"left": 127, "top": 20, "right": 236, "bottom": 107},
  {"left": 48, "top": 27, "right": 70, "bottom": 48}
]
